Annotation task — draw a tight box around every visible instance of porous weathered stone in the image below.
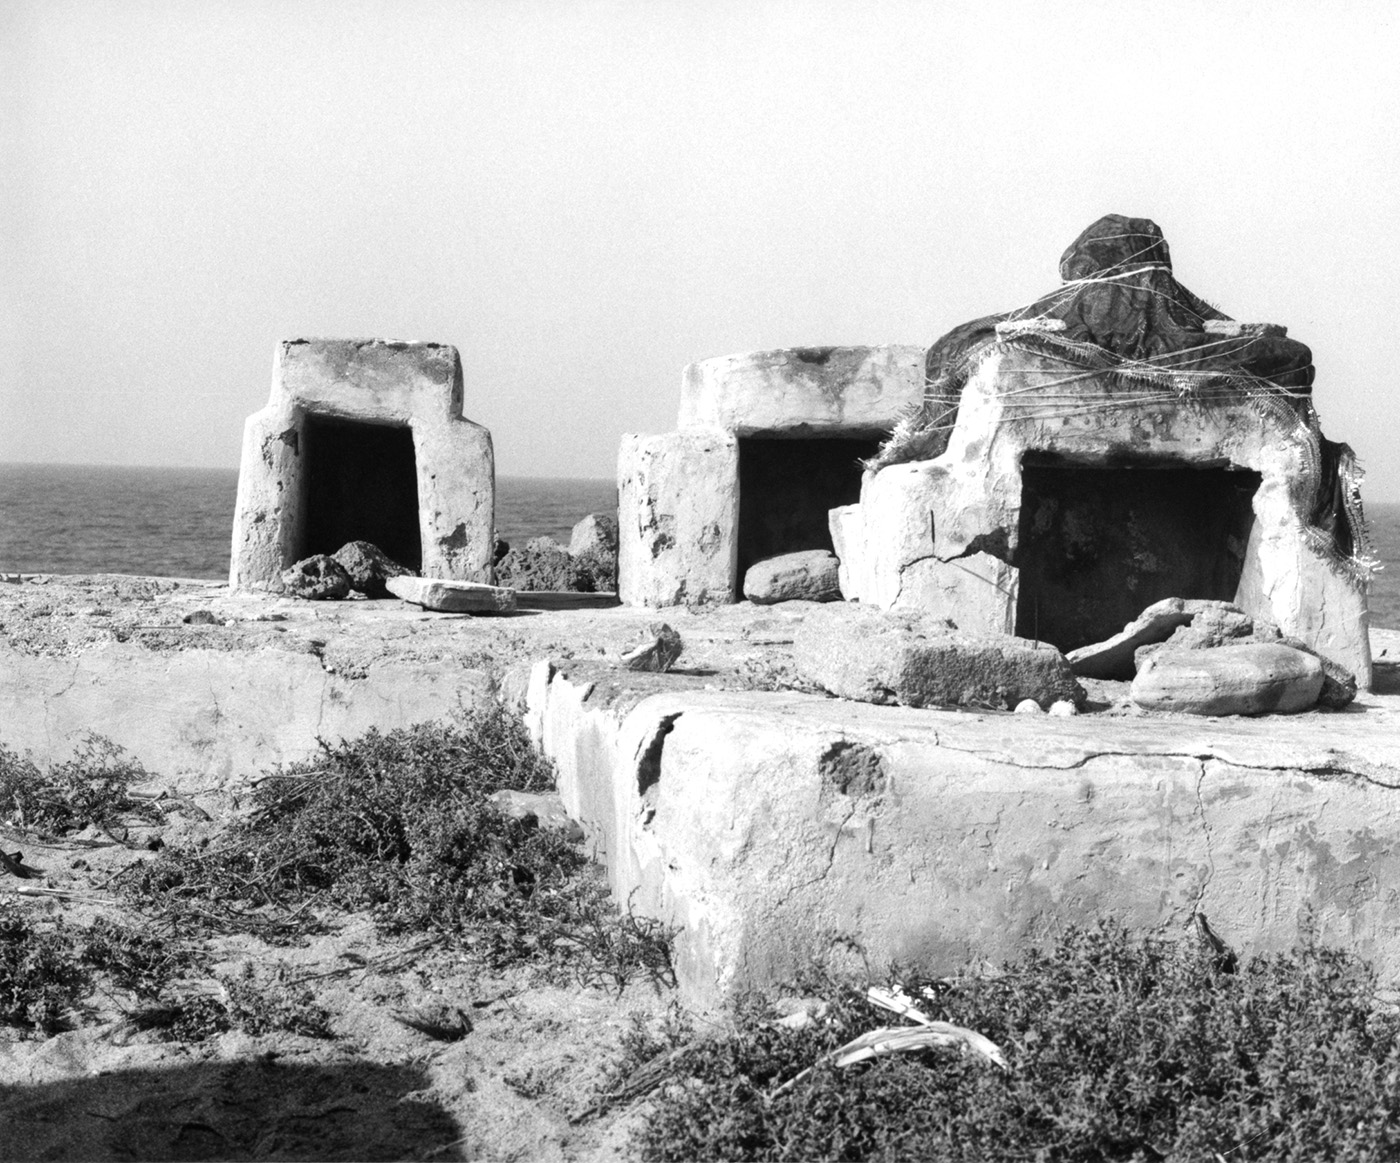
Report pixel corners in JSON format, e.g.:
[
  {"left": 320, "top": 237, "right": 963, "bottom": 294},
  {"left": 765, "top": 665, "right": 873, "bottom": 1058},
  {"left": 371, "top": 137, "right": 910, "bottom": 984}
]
[
  {"left": 743, "top": 551, "right": 842, "bottom": 605},
  {"left": 620, "top": 623, "right": 683, "bottom": 672},
  {"left": 678, "top": 346, "right": 925, "bottom": 435},
  {"left": 1131, "top": 643, "right": 1323, "bottom": 715},
  {"left": 332, "top": 540, "right": 412, "bottom": 598},
  {"left": 1068, "top": 598, "right": 1247, "bottom": 680},
  {"left": 569, "top": 513, "right": 618, "bottom": 559},
  {"left": 617, "top": 431, "right": 738, "bottom": 607},
  {"left": 385, "top": 576, "right": 517, "bottom": 614},
  {"left": 281, "top": 555, "right": 351, "bottom": 600},
  {"left": 496, "top": 537, "right": 582, "bottom": 591},
  {"left": 794, "top": 603, "right": 1082, "bottom": 710}
]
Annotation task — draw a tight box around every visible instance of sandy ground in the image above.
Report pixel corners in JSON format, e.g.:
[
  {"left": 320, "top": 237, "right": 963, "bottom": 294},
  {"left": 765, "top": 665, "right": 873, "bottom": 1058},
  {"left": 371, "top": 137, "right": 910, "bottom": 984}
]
[
  {"left": 0, "top": 576, "right": 740, "bottom": 1161},
  {"left": 3, "top": 574, "right": 1398, "bottom": 1160}
]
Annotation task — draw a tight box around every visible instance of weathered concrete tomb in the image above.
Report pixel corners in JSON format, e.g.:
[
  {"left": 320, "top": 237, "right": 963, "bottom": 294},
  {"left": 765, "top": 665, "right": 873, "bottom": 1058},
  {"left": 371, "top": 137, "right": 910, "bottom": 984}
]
[
  {"left": 230, "top": 339, "right": 495, "bottom": 592},
  {"left": 617, "top": 346, "right": 924, "bottom": 606},
  {"left": 621, "top": 216, "right": 1372, "bottom": 688}
]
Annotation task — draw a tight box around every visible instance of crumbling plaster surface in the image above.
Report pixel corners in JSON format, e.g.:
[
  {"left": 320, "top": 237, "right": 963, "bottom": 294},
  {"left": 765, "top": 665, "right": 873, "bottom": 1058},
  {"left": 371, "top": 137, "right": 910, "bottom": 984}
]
[
  {"left": 836, "top": 344, "right": 1371, "bottom": 686},
  {"left": 678, "top": 345, "right": 924, "bottom": 435},
  {"left": 530, "top": 656, "right": 1400, "bottom": 1004},
  {"left": 230, "top": 339, "right": 495, "bottom": 593},
  {"left": 618, "top": 346, "right": 923, "bottom": 606},
  {"left": 617, "top": 431, "right": 739, "bottom": 607}
]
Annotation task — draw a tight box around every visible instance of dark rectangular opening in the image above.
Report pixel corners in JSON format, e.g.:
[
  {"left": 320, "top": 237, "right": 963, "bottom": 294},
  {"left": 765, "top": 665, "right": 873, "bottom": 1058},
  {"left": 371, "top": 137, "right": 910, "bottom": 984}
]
[
  {"left": 1013, "top": 458, "right": 1260, "bottom": 651},
  {"left": 737, "top": 435, "right": 881, "bottom": 583},
  {"left": 302, "top": 415, "right": 422, "bottom": 570}
]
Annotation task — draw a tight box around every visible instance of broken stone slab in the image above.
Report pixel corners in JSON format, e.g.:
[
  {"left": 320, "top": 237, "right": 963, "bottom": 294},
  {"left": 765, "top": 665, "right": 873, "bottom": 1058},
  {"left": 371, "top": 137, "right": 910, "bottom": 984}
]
[
  {"left": 794, "top": 603, "right": 1083, "bottom": 710},
  {"left": 1066, "top": 598, "right": 1251, "bottom": 680},
  {"left": 332, "top": 540, "right": 413, "bottom": 598},
  {"left": 1131, "top": 642, "right": 1323, "bottom": 715},
  {"left": 385, "top": 576, "right": 517, "bottom": 614},
  {"left": 281, "top": 555, "right": 352, "bottom": 601},
  {"left": 743, "top": 551, "right": 842, "bottom": 605}
]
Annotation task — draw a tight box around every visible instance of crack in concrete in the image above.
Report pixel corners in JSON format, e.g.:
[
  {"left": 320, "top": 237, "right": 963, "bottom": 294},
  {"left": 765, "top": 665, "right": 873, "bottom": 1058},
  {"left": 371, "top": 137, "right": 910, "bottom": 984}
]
[
  {"left": 928, "top": 739, "right": 1400, "bottom": 786},
  {"left": 1193, "top": 760, "right": 1216, "bottom": 911},
  {"left": 769, "top": 801, "right": 859, "bottom": 916}
]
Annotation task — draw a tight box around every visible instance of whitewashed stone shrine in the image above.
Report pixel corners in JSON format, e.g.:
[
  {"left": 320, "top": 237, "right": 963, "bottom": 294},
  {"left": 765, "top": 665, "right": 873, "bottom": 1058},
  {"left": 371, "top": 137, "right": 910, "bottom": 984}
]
[
  {"left": 230, "top": 339, "right": 495, "bottom": 592},
  {"left": 617, "top": 346, "right": 924, "bottom": 606},
  {"left": 838, "top": 216, "right": 1373, "bottom": 687}
]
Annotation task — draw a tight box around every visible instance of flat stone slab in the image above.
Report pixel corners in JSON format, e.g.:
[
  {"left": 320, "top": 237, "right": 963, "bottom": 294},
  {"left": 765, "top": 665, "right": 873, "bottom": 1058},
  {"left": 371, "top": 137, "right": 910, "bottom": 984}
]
[
  {"left": 743, "top": 551, "right": 841, "bottom": 605},
  {"left": 1133, "top": 643, "right": 1324, "bottom": 715},
  {"left": 795, "top": 602, "right": 1082, "bottom": 709},
  {"left": 528, "top": 657, "right": 1400, "bottom": 1003},
  {"left": 1066, "top": 597, "right": 1244, "bottom": 680},
  {"left": 513, "top": 591, "right": 621, "bottom": 611},
  {"left": 386, "top": 576, "right": 518, "bottom": 613}
]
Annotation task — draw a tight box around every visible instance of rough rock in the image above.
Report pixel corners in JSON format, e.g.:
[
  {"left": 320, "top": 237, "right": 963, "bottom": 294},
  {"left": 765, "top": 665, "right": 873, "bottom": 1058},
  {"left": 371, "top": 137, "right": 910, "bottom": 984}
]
[
  {"left": 794, "top": 603, "right": 1083, "bottom": 710},
  {"left": 495, "top": 536, "right": 615, "bottom": 593},
  {"left": 487, "top": 789, "right": 584, "bottom": 842},
  {"left": 621, "top": 623, "right": 683, "bottom": 672},
  {"left": 743, "top": 551, "right": 842, "bottom": 605},
  {"left": 1131, "top": 643, "right": 1323, "bottom": 715},
  {"left": 281, "top": 555, "right": 352, "bottom": 601},
  {"left": 1067, "top": 598, "right": 1249, "bottom": 680},
  {"left": 332, "top": 540, "right": 413, "bottom": 598},
  {"left": 494, "top": 537, "right": 579, "bottom": 591},
  {"left": 385, "top": 576, "right": 517, "bottom": 614},
  {"left": 569, "top": 513, "right": 618, "bottom": 559}
]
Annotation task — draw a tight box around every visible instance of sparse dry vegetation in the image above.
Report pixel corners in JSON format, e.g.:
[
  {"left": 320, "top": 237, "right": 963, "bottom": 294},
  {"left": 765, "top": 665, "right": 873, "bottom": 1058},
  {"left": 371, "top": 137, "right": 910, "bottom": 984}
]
[{"left": 616, "top": 923, "right": 1400, "bottom": 1162}]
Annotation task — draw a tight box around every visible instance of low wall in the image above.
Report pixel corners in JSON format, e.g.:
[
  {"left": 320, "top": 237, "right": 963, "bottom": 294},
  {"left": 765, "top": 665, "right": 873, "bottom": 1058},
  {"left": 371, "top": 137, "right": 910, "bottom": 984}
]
[
  {"left": 0, "top": 643, "right": 495, "bottom": 786},
  {"left": 529, "top": 659, "right": 1400, "bottom": 1003}
]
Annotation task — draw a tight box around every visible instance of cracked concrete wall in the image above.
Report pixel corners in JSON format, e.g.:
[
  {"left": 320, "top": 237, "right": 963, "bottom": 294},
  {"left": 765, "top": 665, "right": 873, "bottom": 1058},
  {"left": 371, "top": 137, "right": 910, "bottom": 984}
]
[
  {"left": 529, "top": 667, "right": 1400, "bottom": 1003},
  {"left": 230, "top": 339, "right": 495, "bottom": 592},
  {"left": 838, "top": 344, "right": 1371, "bottom": 686},
  {"left": 0, "top": 644, "right": 496, "bottom": 786}
]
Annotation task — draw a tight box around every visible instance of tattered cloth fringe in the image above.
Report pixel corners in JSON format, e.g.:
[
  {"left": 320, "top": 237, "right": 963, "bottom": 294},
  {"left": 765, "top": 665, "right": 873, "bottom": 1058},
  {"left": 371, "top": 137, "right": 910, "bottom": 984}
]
[{"left": 869, "top": 320, "right": 1374, "bottom": 587}]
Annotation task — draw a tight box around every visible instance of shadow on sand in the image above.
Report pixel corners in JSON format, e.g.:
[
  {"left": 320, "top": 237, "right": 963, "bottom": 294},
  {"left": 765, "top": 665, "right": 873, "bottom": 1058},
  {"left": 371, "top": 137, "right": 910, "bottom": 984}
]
[{"left": 0, "top": 1056, "right": 462, "bottom": 1161}]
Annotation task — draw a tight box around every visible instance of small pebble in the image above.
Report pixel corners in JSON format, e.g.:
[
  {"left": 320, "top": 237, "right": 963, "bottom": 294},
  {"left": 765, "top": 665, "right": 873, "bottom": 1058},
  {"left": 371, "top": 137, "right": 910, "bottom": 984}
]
[
  {"left": 1048, "top": 701, "right": 1079, "bottom": 717},
  {"left": 1014, "top": 699, "right": 1043, "bottom": 714}
]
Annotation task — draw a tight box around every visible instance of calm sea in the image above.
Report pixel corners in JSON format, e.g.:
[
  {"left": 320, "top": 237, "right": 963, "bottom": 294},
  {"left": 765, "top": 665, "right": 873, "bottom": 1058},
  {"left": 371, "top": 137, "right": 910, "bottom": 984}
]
[
  {"left": 0, "top": 464, "right": 614, "bottom": 581},
  {"left": 2, "top": 463, "right": 1398, "bottom": 629}
]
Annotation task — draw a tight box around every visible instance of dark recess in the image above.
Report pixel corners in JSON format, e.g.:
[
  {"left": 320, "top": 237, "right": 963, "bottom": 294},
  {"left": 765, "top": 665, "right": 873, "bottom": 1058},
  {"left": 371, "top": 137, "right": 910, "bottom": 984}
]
[
  {"left": 737, "top": 435, "right": 881, "bottom": 582},
  {"left": 303, "top": 416, "right": 422, "bottom": 570},
  {"left": 1013, "top": 458, "right": 1260, "bottom": 651}
]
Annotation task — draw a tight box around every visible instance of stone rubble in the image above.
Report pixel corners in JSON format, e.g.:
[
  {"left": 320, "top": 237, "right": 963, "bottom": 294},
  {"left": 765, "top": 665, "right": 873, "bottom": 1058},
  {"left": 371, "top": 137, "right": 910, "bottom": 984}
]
[
  {"left": 794, "top": 603, "right": 1083, "bottom": 710},
  {"left": 281, "top": 554, "right": 352, "bottom": 601},
  {"left": 742, "top": 550, "right": 842, "bottom": 605},
  {"left": 620, "top": 622, "right": 683, "bottom": 672},
  {"left": 331, "top": 540, "right": 413, "bottom": 598}
]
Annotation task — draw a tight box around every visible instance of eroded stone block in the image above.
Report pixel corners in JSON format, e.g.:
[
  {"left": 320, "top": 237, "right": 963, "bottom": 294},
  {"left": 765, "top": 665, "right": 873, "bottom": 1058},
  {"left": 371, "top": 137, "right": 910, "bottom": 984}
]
[
  {"left": 230, "top": 339, "right": 494, "bottom": 593},
  {"left": 617, "top": 431, "right": 738, "bottom": 607}
]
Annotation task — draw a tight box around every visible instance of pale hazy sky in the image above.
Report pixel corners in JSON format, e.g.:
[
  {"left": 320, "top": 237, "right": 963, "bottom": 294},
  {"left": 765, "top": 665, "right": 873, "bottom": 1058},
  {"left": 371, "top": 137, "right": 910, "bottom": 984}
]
[{"left": 3, "top": 1, "right": 1398, "bottom": 494}]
